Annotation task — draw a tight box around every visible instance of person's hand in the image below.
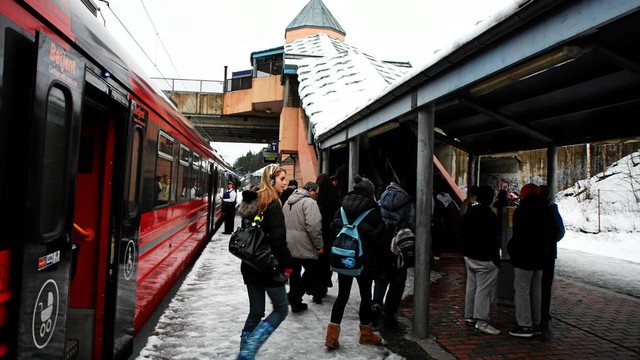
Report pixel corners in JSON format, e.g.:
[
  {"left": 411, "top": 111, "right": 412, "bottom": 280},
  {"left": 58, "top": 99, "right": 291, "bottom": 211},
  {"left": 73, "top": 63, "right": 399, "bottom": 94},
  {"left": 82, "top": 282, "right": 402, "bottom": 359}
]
[{"left": 316, "top": 247, "right": 324, "bottom": 256}]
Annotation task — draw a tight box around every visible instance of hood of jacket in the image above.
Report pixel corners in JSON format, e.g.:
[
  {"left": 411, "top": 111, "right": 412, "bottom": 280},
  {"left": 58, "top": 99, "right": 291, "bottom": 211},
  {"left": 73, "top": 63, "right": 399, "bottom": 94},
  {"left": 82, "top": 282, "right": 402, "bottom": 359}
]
[
  {"left": 237, "top": 197, "right": 259, "bottom": 220},
  {"left": 378, "top": 183, "right": 411, "bottom": 212},
  {"left": 286, "top": 188, "right": 312, "bottom": 206},
  {"left": 341, "top": 190, "right": 378, "bottom": 218}
]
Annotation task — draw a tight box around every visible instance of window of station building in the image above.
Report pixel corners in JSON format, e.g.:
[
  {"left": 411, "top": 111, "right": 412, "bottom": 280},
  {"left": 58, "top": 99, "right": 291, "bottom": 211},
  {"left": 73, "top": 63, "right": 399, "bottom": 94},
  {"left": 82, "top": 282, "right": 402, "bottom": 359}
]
[
  {"left": 176, "top": 145, "right": 190, "bottom": 202},
  {"left": 155, "top": 131, "right": 173, "bottom": 206}
]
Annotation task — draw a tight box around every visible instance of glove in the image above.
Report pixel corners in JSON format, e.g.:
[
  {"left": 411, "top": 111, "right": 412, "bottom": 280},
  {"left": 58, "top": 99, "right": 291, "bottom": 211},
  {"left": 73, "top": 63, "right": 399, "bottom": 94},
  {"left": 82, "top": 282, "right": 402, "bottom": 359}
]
[{"left": 283, "top": 268, "right": 293, "bottom": 277}]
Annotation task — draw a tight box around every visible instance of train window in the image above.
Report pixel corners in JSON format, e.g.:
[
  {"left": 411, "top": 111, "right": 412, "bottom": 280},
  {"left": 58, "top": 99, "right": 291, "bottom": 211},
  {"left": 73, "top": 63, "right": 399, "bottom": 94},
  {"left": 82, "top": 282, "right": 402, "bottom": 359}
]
[
  {"left": 192, "top": 153, "right": 203, "bottom": 198},
  {"left": 155, "top": 132, "right": 173, "bottom": 206},
  {"left": 202, "top": 161, "right": 210, "bottom": 197},
  {"left": 176, "top": 145, "right": 190, "bottom": 202},
  {"left": 40, "top": 86, "right": 69, "bottom": 240}
]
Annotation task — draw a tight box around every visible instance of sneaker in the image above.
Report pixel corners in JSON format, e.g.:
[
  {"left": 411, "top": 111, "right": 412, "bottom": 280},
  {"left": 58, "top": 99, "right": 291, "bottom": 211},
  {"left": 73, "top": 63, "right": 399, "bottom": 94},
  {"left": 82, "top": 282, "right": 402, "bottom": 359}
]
[
  {"left": 465, "top": 318, "right": 477, "bottom": 327},
  {"left": 532, "top": 325, "right": 542, "bottom": 335},
  {"left": 509, "top": 326, "right": 534, "bottom": 338},
  {"left": 474, "top": 322, "right": 500, "bottom": 335}
]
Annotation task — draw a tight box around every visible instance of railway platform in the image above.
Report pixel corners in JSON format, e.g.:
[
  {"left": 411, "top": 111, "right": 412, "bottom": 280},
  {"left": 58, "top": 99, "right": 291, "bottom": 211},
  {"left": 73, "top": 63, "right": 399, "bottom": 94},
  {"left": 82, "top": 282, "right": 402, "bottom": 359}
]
[
  {"left": 394, "top": 255, "right": 640, "bottom": 359},
  {"left": 132, "top": 230, "right": 640, "bottom": 359}
]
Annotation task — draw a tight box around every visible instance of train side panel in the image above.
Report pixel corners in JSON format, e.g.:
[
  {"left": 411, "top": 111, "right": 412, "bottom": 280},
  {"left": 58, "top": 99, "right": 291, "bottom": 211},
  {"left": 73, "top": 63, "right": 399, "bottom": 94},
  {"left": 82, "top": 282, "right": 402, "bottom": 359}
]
[{"left": 0, "top": 0, "right": 229, "bottom": 359}]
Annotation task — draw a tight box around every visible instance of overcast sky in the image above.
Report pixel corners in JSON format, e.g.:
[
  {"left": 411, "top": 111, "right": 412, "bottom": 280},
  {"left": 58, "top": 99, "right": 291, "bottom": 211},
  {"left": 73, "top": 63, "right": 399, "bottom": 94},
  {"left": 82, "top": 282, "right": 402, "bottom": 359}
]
[{"left": 98, "top": 0, "right": 519, "bottom": 164}]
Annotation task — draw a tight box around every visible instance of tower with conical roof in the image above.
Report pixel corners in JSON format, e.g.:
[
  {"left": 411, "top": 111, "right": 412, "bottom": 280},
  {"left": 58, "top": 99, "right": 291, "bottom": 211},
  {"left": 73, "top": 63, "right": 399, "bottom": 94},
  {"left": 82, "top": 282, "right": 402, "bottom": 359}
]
[{"left": 285, "top": 0, "right": 346, "bottom": 43}]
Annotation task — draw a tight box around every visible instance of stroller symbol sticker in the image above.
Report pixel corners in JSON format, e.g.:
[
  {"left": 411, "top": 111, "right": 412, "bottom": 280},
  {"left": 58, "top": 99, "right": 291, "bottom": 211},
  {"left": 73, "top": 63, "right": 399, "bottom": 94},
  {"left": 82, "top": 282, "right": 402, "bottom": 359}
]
[
  {"left": 32, "top": 279, "right": 59, "bottom": 349},
  {"left": 124, "top": 240, "right": 136, "bottom": 280}
]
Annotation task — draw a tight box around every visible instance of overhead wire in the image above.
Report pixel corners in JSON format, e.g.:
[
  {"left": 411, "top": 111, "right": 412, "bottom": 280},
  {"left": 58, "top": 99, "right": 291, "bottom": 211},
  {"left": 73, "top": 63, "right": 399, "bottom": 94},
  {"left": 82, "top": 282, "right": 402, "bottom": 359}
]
[
  {"left": 97, "top": 0, "right": 214, "bottom": 144},
  {"left": 137, "top": 0, "right": 212, "bottom": 143}
]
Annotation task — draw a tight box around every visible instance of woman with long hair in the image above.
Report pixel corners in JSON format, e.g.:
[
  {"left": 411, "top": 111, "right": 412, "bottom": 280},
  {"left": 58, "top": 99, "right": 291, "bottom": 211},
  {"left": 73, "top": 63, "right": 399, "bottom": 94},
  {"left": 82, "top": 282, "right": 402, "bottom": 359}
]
[{"left": 236, "top": 164, "right": 293, "bottom": 360}]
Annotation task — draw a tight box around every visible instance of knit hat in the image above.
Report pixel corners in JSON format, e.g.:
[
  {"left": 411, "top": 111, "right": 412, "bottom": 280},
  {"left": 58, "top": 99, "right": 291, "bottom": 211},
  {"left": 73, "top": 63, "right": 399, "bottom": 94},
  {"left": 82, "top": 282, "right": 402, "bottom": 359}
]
[
  {"left": 520, "top": 183, "right": 539, "bottom": 200},
  {"left": 353, "top": 175, "right": 375, "bottom": 196}
]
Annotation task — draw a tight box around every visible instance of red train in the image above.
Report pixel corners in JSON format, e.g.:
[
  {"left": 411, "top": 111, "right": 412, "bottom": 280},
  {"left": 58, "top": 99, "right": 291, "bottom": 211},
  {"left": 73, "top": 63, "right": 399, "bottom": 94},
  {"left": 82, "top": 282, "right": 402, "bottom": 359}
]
[{"left": 0, "top": 0, "right": 238, "bottom": 359}]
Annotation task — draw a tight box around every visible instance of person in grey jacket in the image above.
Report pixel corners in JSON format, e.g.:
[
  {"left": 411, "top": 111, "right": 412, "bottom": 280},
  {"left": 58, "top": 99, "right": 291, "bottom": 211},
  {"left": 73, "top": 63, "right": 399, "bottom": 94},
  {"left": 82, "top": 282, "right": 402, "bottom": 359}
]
[{"left": 283, "top": 181, "right": 324, "bottom": 313}]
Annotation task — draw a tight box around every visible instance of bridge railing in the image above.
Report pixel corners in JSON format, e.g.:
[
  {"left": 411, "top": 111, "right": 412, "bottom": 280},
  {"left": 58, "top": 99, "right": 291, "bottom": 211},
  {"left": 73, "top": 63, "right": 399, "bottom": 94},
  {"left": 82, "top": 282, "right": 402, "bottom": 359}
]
[{"left": 151, "top": 77, "right": 224, "bottom": 93}]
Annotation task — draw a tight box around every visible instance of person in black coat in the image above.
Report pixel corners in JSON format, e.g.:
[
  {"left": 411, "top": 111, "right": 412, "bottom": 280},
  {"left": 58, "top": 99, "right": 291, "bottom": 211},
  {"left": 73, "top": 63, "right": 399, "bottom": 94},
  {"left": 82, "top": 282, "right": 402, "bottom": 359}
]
[
  {"left": 507, "top": 183, "right": 554, "bottom": 338},
  {"left": 538, "top": 185, "right": 566, "bottom": 331},
  {"left": 462, "top": 185, "right": 501, "bottom": 335},
  {"left": 313, "top": 173, "right": 341, "bottom": 302},
  {"left": 236, "top": 165, "right": 293, "bottom": 360},
  {"left": 325, "top": 175, "right": 386, "bottom": 350}
]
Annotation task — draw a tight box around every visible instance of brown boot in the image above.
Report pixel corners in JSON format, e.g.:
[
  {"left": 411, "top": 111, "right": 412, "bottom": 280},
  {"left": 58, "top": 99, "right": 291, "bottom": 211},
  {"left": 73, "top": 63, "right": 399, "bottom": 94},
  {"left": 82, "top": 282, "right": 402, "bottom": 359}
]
[
  {"left": 359, "top": 324, "right": 382, "bottom": 345},
  {"left": 325, "top": 323, "right": 341, "bottom": 349}
]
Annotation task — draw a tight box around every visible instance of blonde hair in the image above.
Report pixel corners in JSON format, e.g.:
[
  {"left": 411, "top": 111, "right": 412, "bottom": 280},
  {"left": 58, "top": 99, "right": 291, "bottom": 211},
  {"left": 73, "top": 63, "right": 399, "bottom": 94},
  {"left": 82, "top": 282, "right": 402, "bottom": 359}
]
[{"left": 257, "top": 164, "right": 286, "bottom": 213}]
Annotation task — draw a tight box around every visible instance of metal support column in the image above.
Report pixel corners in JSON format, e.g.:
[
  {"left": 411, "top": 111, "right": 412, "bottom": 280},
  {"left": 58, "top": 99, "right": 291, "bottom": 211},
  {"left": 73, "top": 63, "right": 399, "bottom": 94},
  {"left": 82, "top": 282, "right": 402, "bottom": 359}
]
[
  {"left": 547, "top": 145, "right": 558, "bottom": 202},
  {"left": 414, "top": 103, "right": 434, "bottom": 339},
  {"left": 348, "top": 137, "right": 360, "bottom": 191}
]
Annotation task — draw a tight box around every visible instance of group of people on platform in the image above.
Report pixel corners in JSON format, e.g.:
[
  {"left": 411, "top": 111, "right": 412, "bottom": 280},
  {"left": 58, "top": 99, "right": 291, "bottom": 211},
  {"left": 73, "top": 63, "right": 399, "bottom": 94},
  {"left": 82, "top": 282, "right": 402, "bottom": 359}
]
[
  {"left": 228, "top": 164, "right": 565, "bottom": 359},
  {"left": 462, "top": 182, "right": 565, "bottom": 338}
]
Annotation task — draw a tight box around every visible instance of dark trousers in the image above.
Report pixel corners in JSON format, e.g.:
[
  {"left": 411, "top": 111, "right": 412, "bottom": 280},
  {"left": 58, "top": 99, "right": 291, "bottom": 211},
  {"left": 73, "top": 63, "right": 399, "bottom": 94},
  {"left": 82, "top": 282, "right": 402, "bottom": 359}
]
[
  {"left": 373, "top": 267, "right": 408, "bottom": 316},
  {"left": 541, "top": 257, "right": 556, "bottom": 321},
  {"left": 288, "top": 258, "right": 318, "bottom": 304},
  {"left": 223, "top": 205, "right": 235, "bottom": 233},
  {"left": 330, "top": 274, "right": 373, "bottom": 325}
]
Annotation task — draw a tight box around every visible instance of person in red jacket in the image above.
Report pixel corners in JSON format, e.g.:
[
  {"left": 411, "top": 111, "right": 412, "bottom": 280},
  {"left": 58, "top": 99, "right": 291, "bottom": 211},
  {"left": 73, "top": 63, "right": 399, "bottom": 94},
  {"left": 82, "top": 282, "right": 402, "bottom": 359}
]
[{"left": 508, "top": 183, "right": 554, "bottom": 338}]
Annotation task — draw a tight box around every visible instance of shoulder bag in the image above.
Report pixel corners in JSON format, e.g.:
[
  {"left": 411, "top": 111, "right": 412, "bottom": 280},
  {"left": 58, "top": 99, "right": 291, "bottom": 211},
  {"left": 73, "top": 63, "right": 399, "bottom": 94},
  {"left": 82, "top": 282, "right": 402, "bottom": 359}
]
[{"left": 229, "top": 213, "right": 279, "bottom": 273}]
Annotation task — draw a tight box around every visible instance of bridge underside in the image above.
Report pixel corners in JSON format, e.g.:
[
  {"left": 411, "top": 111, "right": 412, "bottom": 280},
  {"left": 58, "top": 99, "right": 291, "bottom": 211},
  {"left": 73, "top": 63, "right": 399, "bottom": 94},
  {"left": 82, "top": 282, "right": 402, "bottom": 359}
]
[{"left": 186, "top": 114, "right": 279, "bottom": 144}]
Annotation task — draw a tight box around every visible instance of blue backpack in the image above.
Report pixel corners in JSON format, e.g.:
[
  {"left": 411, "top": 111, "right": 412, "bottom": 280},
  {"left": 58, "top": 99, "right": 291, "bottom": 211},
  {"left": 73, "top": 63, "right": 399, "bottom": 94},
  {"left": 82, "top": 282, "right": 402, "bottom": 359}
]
[{"left": 330, "top": 207, "right": 373, "bottom": 276}]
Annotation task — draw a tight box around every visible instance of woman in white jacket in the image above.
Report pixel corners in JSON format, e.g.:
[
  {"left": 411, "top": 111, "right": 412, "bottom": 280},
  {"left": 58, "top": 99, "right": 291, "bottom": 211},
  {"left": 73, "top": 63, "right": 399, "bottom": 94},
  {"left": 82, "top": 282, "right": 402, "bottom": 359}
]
[{"left": 282, "top": 181, "right": 324, "bottom": 312}]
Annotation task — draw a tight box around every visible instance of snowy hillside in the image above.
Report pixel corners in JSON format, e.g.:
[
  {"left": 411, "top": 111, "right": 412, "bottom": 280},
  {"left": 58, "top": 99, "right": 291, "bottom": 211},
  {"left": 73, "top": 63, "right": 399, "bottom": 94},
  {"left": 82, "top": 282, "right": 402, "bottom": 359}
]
[{"left": 557, "top": 150, "right": 640, "bottom": 233}]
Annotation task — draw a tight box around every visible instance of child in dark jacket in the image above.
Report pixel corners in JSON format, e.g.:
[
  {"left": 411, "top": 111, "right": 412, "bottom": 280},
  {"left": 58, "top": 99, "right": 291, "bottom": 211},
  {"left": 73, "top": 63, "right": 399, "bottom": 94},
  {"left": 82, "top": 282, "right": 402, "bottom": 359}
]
[{"left": 325, "top": 175, "right": 386, "bottom": 350}]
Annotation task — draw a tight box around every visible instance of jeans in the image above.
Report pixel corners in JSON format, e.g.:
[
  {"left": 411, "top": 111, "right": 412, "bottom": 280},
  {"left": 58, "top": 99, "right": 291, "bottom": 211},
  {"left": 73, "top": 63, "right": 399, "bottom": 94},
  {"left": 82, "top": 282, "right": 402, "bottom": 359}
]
[
  {"left": 513, "top": 267, "right": 542, "bottom": 327},
  {"left": 330, "top": 274, "right": 373, "bottom": 325},
  {"left": 242, "top": 284, "right": 289, "bottom": 333},
  {"left": 463, "top": 257, "right": 499, "bottom": 322}
]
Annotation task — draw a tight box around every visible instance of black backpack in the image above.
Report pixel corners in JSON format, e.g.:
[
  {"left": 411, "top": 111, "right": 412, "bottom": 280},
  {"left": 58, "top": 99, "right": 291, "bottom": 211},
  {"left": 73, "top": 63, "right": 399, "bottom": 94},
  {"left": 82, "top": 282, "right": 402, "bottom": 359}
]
[{"left": 330, "top": 207, "right": 373, "bottom": 276}]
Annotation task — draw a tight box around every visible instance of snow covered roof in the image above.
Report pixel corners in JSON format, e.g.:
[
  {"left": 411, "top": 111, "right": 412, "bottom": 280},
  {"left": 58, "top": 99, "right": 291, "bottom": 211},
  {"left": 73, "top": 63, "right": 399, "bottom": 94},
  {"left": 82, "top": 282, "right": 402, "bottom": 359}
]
[
  {"left": 284, "top": 33, "right": 411, "bottom": 138},
  {"left": 290, "top": 1, "right": 527, "bottom": 143}
]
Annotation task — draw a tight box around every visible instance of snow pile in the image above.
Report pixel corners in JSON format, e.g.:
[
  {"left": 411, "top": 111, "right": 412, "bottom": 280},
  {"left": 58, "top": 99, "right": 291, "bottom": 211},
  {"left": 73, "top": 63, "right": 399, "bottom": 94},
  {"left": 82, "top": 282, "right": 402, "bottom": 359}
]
[{"left": 557, "top": 150, "right": 640, "bottom": 233}]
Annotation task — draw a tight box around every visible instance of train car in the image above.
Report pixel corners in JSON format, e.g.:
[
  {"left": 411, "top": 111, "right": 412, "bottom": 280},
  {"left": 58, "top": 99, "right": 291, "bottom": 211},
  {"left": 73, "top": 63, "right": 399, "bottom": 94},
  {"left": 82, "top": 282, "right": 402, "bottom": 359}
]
[{"left": 0, "top": 0, "right": 238, "bottom": 359}]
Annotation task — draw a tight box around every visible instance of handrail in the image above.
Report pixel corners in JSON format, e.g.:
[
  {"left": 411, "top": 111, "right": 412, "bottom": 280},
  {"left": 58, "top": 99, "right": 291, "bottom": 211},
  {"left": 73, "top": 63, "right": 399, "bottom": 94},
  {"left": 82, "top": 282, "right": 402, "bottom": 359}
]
[{"left": 73, "top": 223, "right": 95, "bottom": 241}]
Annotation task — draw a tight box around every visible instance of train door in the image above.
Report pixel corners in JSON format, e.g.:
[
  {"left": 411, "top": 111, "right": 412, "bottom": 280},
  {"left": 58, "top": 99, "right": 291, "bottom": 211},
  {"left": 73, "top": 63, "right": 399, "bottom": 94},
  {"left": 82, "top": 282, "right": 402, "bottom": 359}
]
[
  {"left": 207, "top": 164, "right": 218, "bottom": 238},
  {"left": 15, "top": 32, "right": 85, "bottom": 359},
  {"left": 102, "top": 101, "right": 146, "bottom": 359}
]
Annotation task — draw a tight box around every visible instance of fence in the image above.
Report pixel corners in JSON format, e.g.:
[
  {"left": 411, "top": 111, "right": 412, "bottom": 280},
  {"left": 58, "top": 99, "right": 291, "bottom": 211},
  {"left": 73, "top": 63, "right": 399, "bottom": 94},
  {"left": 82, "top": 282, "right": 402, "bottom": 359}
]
[{"left": 558, "top": 188, "right": 640, "bottom": 233}]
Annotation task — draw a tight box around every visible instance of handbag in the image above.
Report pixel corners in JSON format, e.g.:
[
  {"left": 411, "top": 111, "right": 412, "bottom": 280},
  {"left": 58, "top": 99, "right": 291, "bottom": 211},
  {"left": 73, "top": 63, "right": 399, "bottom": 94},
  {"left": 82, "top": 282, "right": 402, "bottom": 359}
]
[{"left": 228, "top": 213, "right": 279, "bottom": 273}]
